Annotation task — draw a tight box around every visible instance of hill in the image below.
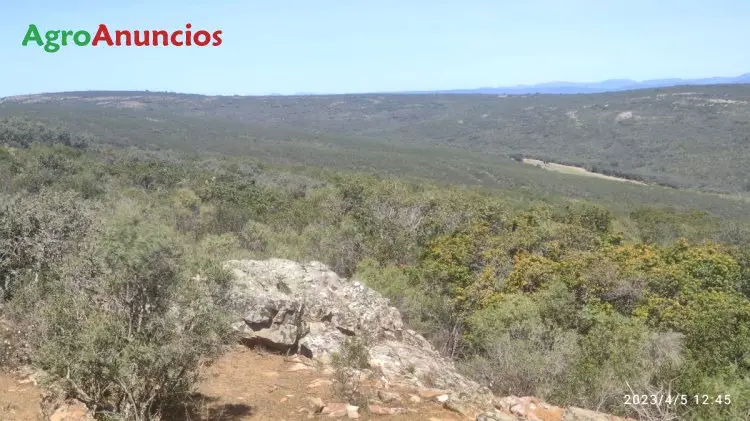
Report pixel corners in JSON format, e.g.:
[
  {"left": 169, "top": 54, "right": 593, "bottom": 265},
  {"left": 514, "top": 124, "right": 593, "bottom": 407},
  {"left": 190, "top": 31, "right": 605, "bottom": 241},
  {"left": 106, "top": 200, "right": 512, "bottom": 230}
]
[
  {"left": 398, "top": 72, "right": 750, "bottom": 94},
  {"left": 1, "top": 103, "right": 750, "bottom": 421},
  {"left": 2, "top": 85, "right": 750, "bottom": 195}
]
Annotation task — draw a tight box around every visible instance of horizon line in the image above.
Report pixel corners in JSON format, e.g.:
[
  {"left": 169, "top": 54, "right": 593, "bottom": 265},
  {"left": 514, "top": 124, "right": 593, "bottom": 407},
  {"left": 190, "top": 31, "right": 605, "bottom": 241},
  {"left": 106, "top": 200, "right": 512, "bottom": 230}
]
[{"left": 2, "top": 72, "right": 750, "bottom": 100}]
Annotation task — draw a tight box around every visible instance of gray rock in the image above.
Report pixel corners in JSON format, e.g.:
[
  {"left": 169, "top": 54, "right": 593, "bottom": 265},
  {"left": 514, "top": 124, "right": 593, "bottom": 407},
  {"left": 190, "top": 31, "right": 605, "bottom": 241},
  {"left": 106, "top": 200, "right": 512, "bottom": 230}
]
[
  {"left": 225, "top": 259, "right": 493, "bottom": 411},
  {"left": 226, "top": 259, "right": 406, "bottom": 357},
  {"left": 298, "top": 322, "right": 347, "bottom": 360}
]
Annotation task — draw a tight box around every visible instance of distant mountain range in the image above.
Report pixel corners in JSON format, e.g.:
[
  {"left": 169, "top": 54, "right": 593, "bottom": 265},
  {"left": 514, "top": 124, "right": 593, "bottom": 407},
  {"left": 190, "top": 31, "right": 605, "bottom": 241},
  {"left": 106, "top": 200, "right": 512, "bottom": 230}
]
[{"left": 387, "top": 73, "right": 750, "bottom": 95}]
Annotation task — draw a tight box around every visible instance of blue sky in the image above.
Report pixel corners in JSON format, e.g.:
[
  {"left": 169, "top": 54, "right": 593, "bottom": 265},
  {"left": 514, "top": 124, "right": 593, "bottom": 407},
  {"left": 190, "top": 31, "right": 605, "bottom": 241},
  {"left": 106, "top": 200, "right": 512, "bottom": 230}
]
[{"left": 1, "top": 0, "right": 749, "bottom": 96}]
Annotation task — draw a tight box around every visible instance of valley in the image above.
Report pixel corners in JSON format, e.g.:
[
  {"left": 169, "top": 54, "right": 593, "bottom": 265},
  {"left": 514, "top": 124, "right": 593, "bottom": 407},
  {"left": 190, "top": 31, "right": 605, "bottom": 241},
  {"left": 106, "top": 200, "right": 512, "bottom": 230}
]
[{"left": 1, "top": 86, "right": 750, "bottom": 421}]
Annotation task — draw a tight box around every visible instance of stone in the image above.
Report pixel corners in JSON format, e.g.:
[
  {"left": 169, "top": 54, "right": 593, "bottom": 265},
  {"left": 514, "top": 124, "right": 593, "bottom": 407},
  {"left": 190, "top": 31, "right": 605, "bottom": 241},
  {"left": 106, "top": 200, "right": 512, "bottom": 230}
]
[
  {"left": 418, "top": 388, "right": 449, "bottom": 399},
  {"left": 510, "top": 403, "right": 526, "bottom": 417},
  {"left": 443, "top": 399, "right": 469, "bottom": 416},
  {"left": 288, "top": 362, "right": 314, "bottom": 372},
  {"left": 307, "top": 396, "right": 325, "bottom": 413},
  {"left": 226, "top": 259, "right": 404, "bottom": 359},
  {"left": 346, "top": 404, "right": 360, "bottom": 418},
  {"left": 307, "top": 378, "right": 332, "bottom": 388},
  {"left": 493, "top": 396, "right": 518, "bottom": 412},
  {"left": 322, "top": 402, "right": 348, "bottom": 417},
  {"left": 49, "top": 400, "right": 95, "bottom": 421},
  {"left": 226, "top": 258, "right": 493, "bottom": 410},
  {"left": 377, "top": 389, "right": 402, "bottom": 403},
  {"left": 224, "top": 259, "right": 631, "bottom": 421}
]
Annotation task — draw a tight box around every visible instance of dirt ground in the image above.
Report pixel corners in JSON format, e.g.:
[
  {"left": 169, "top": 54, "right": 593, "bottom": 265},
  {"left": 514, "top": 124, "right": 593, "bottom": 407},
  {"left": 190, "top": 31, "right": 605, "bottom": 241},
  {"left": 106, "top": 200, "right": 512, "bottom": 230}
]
[
  {"left": 192, "top": 344, "right": 467, "bottom": 421},
  {"left": 0, "top": 370, "right": 44, "bottom": 421},
  {"left": 0, "top": 345, "right": 467, "bottom": 421}
]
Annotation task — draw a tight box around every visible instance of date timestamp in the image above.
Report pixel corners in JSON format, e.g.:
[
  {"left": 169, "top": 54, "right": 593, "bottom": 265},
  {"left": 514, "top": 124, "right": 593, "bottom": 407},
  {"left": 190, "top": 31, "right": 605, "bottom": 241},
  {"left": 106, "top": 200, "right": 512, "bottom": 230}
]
[{"left": 625, "top": 394, "right": 732, "bottom": 406}]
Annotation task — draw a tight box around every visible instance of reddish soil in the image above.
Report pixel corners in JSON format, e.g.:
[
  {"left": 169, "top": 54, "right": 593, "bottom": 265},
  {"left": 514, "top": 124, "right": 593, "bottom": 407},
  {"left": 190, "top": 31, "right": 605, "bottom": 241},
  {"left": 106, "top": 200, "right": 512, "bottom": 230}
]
[
  {"left": 0, "top": 345, "right": 469, "bottom": 421},
  {"left": 191, "top": 344, "right": 468, "bottom": 420},
  {"left": 0, "top": 370, "right": 43, "bottom": 421}
]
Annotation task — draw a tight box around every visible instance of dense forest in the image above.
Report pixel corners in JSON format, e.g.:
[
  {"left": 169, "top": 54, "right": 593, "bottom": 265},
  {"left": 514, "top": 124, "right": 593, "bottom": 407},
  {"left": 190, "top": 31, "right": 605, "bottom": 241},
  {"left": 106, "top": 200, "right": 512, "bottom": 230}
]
[{"left": 0, "top": 103, "right": 749, "bottom": 421}]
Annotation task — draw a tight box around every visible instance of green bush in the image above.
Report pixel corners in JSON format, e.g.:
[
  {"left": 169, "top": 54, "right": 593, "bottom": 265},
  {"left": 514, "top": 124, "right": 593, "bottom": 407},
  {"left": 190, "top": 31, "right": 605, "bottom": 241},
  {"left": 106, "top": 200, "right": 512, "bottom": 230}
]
[
  {"left": 12, "top": 212, "right": 234, "bottom": 420},
  {"left": 0, "top": 117, "right": 90, "bottom": 149},
  {"left": 461, "top": 293, "right": 580, "bottom": 399},
  {"left": 0, "top": 140, "right": 749, "bottom": 421},
  {"left": 330, "top": 336, "right": 372, "bottom": 407},
  {"left": 238, "top": 220, "right": 272, "bottom": 253},
  {"left": 0, "top": 189, "right": 93, "bottom": 300}
]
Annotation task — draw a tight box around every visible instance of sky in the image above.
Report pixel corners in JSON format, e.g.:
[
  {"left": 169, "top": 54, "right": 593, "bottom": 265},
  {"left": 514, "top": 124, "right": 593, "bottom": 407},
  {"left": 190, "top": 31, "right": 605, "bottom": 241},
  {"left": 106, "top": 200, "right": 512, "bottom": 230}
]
[{"left": 1, "top": 0, "right": 750, "bottom": 97}]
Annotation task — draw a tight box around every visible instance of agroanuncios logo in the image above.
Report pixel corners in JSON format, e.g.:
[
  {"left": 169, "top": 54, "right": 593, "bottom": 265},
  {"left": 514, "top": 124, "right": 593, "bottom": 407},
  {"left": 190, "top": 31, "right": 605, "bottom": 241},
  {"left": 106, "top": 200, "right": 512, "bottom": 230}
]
[{"left": 21, "top": 23, "right": 223, "bottom": 53}]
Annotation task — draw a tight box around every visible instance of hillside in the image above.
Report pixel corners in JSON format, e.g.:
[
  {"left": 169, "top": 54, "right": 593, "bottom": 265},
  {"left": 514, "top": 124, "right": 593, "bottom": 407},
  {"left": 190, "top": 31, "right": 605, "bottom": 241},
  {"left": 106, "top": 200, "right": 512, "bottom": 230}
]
[
  {"left": 0, "top": 254, "right": 641, "bottom": 421},
  {"left": 1, "top": 109, "right": 750, "bottom": 421},
  {"left": 398, "top": 73, "right": 750, "bottom": 94},
  {"left": 2, "top": 85, "right": 750, "bottom": 194}
]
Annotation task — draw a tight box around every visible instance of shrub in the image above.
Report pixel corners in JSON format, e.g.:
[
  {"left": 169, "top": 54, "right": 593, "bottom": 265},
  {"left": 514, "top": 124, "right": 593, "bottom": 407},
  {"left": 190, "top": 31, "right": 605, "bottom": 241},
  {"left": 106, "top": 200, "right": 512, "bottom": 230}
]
[
  {"left": 12, "top": 213, "right": 234, "bottom": 420},
  {"left": 564, "top": 312, "right": 683, "bottom": 413},
  {"left": 330, "top": 336, "right": 371, "bottom": 407},
  {"left": 0, "top": 189, "right": 93, "bottom": 300},
  {"left": 461, "top": 293, "right": 580, "bottom": 399},
  {"left": 0, "top": 117, "right": 90, "bottom": 149},
  {"left": 237, "top": 220, "right": 272, "bottom": 253}
]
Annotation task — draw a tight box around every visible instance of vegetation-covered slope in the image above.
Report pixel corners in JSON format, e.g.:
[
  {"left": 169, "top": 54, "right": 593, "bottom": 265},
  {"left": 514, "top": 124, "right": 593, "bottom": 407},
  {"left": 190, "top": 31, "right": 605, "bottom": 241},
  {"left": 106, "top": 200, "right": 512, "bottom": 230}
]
[
  {"left": 3, "top": 84, "right": 750, "bottom": 193},
  {"left": 1, "top": 117, "right": 749, "bottom": 420}
]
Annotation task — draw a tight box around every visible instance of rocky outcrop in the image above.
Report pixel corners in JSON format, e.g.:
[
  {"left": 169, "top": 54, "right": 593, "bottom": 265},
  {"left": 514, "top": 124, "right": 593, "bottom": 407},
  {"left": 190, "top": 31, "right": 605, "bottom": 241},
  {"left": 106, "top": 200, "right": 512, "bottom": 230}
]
[
  {"left": 226, "top": 259, "right": 492, "bottom": 403},
  {"left": 225, "top": 259, "right": 636, "bottom": 421},
  {"left": 226, "top": 259, "right": 403, "bottom": 355}
]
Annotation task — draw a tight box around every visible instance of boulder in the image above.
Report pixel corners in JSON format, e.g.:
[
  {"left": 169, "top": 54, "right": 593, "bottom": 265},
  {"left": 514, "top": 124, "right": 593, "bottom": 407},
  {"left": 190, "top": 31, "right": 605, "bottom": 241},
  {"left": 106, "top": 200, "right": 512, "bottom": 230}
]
[
  {"left": 226, "top": 259, "right": 494, "bottom": 410},
  {"left": 226, "top": 259, "right": 404, "bottom": 356},
  {"left": 225, "top": 259, "right": 631, "bottom": 421},
  {"left": 368, "top": 331, "right": 485, "bottom": 395}
]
